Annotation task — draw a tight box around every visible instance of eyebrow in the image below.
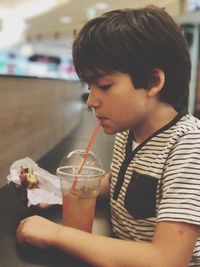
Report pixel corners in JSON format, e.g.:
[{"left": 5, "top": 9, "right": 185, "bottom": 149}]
[
  {"left": 86, "top": 70, "right": 117, "bottom": 83},
  {"left": 85, "top": 73, "right": 106, "bottom": 84}
]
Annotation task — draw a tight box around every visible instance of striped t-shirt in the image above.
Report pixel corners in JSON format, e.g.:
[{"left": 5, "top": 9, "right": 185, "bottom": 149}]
[{"left": 110, "top": 110, "right": 200, "bottom": 266}]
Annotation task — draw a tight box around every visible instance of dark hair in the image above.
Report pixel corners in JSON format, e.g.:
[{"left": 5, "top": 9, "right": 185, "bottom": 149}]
[{"left": 73, "top": 5, "right": 191, "bottom": 107}]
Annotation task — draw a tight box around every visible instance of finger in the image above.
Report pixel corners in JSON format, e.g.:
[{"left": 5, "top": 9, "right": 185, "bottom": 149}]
[
  {"left": 16, "top": 223, "right": 24, "bottom": 241},
  {"left": 16, "top": 219, "right": 28, "bottom": 242}
]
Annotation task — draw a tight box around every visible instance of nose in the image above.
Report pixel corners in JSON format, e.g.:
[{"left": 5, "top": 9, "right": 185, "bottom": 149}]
[{"left": 86, "top": 90, "right": 101, "bottom": 109}]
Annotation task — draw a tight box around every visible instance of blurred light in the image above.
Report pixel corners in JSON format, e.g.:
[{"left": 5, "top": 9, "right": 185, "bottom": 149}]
[
  {"left": 188, "top": 0, "right": 200, "bottom": 11},
  {"left": 20, "top": 44, "right": 34, "bottom": 57},
  {"left": 15, "top": 0, "right": 57, "bottom": 18},
  {"left": 0, "top": 0, "right": 58, "bottom": 49},
  {"left": 0, "top": 7, "right": 8, "bottom": 19},
  {"left": 60, "top": 16, "right": 72, "bottom": 24},
  {"left": 86, "top": 7, "right": 97, "bottom": 20},
  {"left": 95, "top": 2, "right": 109, "bottom": 10}
]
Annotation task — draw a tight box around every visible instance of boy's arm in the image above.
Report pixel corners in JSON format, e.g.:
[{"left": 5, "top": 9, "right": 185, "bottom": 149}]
[
  {"left": 98, "top": 171, "right": 111, "bottom": 198},
  {"left": 17, "top": 216, "right": 199, "bottom": 267}
]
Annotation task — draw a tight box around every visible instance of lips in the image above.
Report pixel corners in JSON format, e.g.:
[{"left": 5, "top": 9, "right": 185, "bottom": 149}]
[{"left": 97, "top": 117, "right": 106, "bottom": 124}]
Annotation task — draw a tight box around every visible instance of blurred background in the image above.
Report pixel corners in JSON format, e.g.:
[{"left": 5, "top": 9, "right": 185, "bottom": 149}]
[
  {"left": 0, "top": 0, "right": 200, "bottom": 187},
  {"left": 0, "top": 0, "right": 199, "bottom": 110},
  {"left": 0, "top": 0, "right": 199, "bottom": 109}
]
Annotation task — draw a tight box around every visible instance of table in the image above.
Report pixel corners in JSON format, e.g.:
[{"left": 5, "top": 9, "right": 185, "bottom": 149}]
[{"left": 0, "top": 183, "right": 111, "bottom": 267}]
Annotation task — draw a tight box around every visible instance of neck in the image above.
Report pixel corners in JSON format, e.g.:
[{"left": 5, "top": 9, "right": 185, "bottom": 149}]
[{"left": 134, "top": 104, "right": 178, "bottom": 143}]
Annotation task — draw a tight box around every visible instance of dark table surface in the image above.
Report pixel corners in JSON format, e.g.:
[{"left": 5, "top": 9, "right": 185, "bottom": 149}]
[{"left": 0, "top": 183, "right": 111, "bottom": 267}]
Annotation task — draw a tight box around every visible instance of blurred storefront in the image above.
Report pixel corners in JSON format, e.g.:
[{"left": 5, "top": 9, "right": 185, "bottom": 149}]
[{"left": 0, "top": 0, "right": 200, "bottom": 105}]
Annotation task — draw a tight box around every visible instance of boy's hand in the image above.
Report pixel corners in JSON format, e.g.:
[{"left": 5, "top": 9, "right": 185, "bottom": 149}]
[
  {"left": 16, "top": 215, "right": 62, "bottom": 249},
  {"left": 98, "top": 172, "right": 111, "bottom": 197}
]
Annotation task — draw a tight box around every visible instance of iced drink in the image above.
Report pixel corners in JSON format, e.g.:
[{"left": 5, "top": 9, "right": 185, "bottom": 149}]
[
  {"left": 57, "top": 164, "right": 104, "bottom": 233},
  {"left": 62, "top": 191, "right": 97, "bottom": 232}
]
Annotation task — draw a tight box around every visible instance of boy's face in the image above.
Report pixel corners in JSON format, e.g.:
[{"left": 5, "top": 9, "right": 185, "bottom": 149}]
[{"left": 87, "top": 72, "right": 156, "bottom": 135}]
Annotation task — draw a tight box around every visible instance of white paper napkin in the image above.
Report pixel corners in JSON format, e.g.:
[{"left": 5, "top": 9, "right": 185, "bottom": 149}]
[{"left": 7, "top": 157, "right": 62, "bottom": 207}]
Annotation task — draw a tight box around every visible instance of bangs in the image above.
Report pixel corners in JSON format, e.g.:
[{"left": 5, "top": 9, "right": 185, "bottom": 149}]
[
  {"left": 72, "top": 14, "right": 122, "bottom": 83},
  {"left": 73, "top": 39, "right": 115, "bottom": 83}
]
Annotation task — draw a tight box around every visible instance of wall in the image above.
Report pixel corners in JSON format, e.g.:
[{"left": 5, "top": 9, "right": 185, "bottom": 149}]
[{"left": 0, "top": 76, "right": 82, "bottom": 187}]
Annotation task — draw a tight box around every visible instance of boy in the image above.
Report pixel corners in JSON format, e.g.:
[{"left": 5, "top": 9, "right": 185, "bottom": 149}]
[{"left": 17, "top": 5, "right": 200, "bottom": 266}]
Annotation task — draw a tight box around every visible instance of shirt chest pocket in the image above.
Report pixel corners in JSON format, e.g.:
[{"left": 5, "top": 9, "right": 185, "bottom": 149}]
[{"left": 124, "top": 172, "right": 158, "bottom": 219}]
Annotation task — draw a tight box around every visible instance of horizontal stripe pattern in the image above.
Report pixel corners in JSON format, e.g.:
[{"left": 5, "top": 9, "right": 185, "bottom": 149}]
[{"left": 110, "top": 113, "right": 200, "bottom": 266}]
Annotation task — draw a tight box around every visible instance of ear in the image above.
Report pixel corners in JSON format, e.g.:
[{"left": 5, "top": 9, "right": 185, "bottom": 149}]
[{"left": 147, "top": 68, "right": 165, "bottom": 97}]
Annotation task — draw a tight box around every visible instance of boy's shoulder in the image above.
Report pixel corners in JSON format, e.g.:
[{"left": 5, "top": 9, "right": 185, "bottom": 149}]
[
  {"left": 176, "top": 113, "right": 200, "bottom": 132},
  {"left": 114, "top": 113, "right": 200, "bottom": 146},
  {"left": 170, "top": 113, "right": 200, "bottom": 145}
]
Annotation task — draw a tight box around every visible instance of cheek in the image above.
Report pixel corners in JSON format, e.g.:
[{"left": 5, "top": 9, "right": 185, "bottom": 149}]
[
  {"left": 105, "top": 89, "right": 147, "bottom": 119},
  {"left": 114, "top": 99, "right": 145, "bottom": 125},
  {"left": 109, "top": 107, "right": 135, "bottom": 129},
  {"left": 116, "top": 98, "right": 143, "bottom": 116}
]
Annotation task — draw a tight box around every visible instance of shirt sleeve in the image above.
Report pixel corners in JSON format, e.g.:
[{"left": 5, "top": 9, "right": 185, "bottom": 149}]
[{"left": 157, "top": 130, "right": 200, "bottom": 225}]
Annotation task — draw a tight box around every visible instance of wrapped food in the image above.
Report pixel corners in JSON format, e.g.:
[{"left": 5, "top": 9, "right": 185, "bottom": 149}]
[
  {"left": 19, "top": 166, "right": 38, "bottom": 189},
  {"left": 7, "top": 157, "right": 62, "bottom": 208}
]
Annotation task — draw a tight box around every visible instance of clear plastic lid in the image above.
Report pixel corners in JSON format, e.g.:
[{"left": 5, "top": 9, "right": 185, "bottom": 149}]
[{"left": 59, "top": 149, "right": 103, "bottom": 170}]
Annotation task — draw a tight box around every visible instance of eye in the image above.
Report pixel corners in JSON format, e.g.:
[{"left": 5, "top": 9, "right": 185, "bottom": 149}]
[{"left": 98, "top": 84, "right": 112, "bottom": 90}]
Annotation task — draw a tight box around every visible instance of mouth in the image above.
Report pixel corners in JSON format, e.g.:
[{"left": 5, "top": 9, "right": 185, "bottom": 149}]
[{"left": 97, "top": 117, "right": 106, "bottom": 125}]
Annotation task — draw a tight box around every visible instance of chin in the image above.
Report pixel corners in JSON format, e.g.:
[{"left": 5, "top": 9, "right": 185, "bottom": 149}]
[{"left": 102, "top": 126, "right": 119, "bottom": 135}]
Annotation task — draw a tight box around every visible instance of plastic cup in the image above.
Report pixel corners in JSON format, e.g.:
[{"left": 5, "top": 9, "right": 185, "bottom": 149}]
[{"left": 57, "top": 164, "right": 105, "bottom": 232}]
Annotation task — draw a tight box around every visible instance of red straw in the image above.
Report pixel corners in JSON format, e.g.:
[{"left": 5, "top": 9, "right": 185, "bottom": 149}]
[{"left": 70, "top": 120, "right": 102, "bottom": 192}]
